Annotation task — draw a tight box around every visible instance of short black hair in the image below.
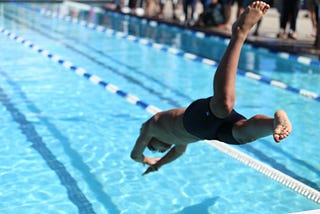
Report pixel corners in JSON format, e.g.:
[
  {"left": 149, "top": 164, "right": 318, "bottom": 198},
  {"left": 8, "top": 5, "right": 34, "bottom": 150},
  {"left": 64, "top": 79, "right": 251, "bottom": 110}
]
[{"left": 147, "top": 143, "right": 157, "bottom": 152}]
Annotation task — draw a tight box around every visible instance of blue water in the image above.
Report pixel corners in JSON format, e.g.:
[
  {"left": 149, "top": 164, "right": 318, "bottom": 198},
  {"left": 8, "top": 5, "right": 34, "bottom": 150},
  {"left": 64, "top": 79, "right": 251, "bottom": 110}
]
[{"left": 0, "top": 2, "right": 319, "bottom": 213}]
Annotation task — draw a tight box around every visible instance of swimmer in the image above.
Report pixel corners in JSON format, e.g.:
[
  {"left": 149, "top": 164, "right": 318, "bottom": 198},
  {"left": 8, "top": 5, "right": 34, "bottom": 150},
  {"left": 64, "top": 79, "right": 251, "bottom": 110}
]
[{"left": 130, "top": 1, "right": 292, "bottom": 175}]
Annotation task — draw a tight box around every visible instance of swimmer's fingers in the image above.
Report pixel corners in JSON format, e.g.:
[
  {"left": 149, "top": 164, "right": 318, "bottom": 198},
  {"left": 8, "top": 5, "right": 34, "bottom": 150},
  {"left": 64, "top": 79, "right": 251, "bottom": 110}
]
[{"left": 143, "top": 157, "right": 161, "bottom": 166}]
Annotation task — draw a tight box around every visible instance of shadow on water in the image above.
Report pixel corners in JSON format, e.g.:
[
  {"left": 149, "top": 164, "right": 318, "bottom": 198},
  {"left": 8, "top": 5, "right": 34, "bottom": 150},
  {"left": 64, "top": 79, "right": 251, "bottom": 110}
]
[{"left": 177, "top": 197, "right": 219, "bottom": 214}]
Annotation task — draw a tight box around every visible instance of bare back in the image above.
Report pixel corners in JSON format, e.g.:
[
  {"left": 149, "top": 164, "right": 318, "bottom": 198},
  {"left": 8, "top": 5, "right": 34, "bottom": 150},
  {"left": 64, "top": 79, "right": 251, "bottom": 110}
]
[{"left": 148, "top": 108, "right": 200, "bottom": 145}]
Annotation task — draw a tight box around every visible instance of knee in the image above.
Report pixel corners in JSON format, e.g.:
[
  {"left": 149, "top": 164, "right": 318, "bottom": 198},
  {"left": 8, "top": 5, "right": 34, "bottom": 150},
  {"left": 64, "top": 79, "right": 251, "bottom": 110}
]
[
  {"left": 220, "top": 102, "right": 234, "bottom": 117},
  {"left": 211, "top": 96, "right": 235, "bottom": 118},
  {"left": 251, "top": 114, "right": 267, "bottom": 120},
  {"left": 233, "top": 125, "right": 257, "bottom": 144},
  {"left": 222, "top": 96, "right": 235, "bottom": 113},
  {"left": 235, "top": 135, "right": 256, "bottom": 144}
]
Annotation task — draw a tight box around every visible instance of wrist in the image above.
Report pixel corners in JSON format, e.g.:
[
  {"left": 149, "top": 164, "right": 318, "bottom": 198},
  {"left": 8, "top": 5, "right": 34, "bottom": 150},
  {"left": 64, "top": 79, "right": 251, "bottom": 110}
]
[{"left": 142, "top": 155, "right": 147, "bottom": 163}]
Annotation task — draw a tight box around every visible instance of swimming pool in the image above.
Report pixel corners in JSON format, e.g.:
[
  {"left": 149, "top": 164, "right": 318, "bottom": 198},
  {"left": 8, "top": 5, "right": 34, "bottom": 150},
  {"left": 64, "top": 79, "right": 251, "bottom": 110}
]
[{"left": 0, "top": 1, "right": 319, "bottom": 213}]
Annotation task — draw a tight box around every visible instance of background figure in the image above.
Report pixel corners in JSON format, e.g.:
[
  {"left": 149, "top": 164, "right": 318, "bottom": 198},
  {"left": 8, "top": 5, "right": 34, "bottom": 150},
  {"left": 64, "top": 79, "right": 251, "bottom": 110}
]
[
  {"left": 128, "top": 0, "right": 138, "bottom": 13},
  {"left": 157, "top": 0, "right": 166, "bottom": 19},
  {"left": 112, "top": 0, "right": 122, "bottom": 10},
  {"left": 157, "top": 0, "right": 179, "bottom": 19},
  {"left": 200, "top": 0, "right": 212, "bottom": 11},
  {"left": 277, "top": 0, "right": 300, "bottom": 40},
  {"left": 222, "top": 0, "right": 245, "bottom": 28},
  {"left": 196, "top": 0, "right": 226, "bottom": 27},
  {"left": 305, "top": 0, "right": 318, "bottom": 37},
  {"left": 183, "top": 0, "right": 197, "bottom": 25},
  {"left": 145, "top": 0, "right": 160, "bottom": 17},
  {"left": 315, "top": 0, "right": 320, "bottom": 47}
]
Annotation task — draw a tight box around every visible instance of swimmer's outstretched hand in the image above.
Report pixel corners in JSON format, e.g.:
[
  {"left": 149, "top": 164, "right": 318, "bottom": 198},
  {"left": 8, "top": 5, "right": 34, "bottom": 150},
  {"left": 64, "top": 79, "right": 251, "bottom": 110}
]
[
  {"left": 142, "top": 165, "right": 159, "bottom": 176},
  {"left": 142, "top": 156, "right": 160, "bottom": 175}
]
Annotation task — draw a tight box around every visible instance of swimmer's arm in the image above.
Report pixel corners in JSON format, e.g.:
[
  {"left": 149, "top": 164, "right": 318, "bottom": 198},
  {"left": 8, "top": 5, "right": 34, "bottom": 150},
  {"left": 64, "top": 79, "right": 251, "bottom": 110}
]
[
  {"left": 131, "top": 120, "right": 162, "bottom": 165},
  {"left": 143, "top": 145, "right": 187, "bottom": 175},
  {"left": 130, "top": 124, "right": 152, "bottom": 163},
  {"left": 131, "top": 130, "right": 159, "bottom": 165},
  {"left": 130, "top": 131, "right": 151, "bottom": 164}
]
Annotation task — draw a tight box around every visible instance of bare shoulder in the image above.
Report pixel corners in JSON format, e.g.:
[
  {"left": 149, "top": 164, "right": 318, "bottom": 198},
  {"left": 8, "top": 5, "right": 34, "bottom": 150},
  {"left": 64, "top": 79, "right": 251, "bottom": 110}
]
[
  {"left": 152, "top": 108, "right": 186, "bottom": 122},
  {"left": 146, "top": 108, "right": 193, "bottom": 144},
  {"left": 159, "top": 108, "right": 186, "bottom": 115}
]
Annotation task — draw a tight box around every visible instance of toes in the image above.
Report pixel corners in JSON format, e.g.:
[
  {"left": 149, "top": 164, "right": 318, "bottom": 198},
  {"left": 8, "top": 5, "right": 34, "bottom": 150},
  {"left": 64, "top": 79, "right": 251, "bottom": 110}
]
[
  {"left": 251, "top": 1, "right": 270, "bottom": 13},
  {"left": 262, "top": 4, "right": 270, "bottom": 13},
  {"left": 251, "top": 1, "right": 258, "bottom": 8},
  {"left": 273, "top": 134, "right": 280, "bottom": 143},
  {"left": 274, "top": 126, "right": 289, "bottom": 142}
]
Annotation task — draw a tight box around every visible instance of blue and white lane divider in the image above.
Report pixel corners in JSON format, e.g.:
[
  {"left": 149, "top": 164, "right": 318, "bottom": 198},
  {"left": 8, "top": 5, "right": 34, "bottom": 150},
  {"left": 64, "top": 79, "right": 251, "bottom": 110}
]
[
  {"left": 13, "top": 1, "right": 320, "bottom": 68},
  {"left": 18, "top": 6, "right": 320, "bottom": 102},
  {"left": 104, "top": 9, "right": 320, "bottom": 68},
  {"left": 205, "top": 140, "right": 320, "bottom": 204},
  {"left": 0, "top": 27, "right": 160, "bottom": 115},
  {"left": 39, "top": 6, "right": 320, "bottom": 68},
  {"left": 1, "top": 26, "right": 320, "bottom": 205}
]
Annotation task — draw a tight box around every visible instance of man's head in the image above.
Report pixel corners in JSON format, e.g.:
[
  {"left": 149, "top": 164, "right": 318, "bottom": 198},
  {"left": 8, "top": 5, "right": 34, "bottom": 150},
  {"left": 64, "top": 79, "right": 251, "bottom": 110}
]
[{"left": 147, "top": 137, "right": 171, "bottom": 153}]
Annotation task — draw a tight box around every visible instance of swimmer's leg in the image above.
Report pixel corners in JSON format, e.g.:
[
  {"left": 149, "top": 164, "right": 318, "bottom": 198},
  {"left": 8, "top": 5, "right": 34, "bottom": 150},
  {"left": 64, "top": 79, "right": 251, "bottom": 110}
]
[
  {"left": 232, "top": 110, "right": 292, "bottom": 143},
  {"left": 210, "top": 1, "right": 270, "bottom": 118}
]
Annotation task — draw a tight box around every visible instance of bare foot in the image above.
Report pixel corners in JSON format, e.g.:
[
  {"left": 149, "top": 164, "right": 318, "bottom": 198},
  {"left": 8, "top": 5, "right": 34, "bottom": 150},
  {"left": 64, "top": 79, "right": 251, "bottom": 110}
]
[
  {"left": 232, "top": 1, "right": 270, "bottom": 39},
  {"left": 273, "top": 110, "right": 292, "bottom": 143}
]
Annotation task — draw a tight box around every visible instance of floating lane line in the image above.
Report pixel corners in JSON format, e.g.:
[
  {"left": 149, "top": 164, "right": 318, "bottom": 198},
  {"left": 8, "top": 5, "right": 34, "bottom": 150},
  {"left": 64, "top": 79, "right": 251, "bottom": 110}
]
[
  {"left": 103, "top": 9, "right": 320, "bottom": 67},
  {"left": 15, "top": 4, "right": 320, "bottom": 103},
  {"left": 206, "top": 140, "right": 320, "bottom": 204},
  {"left": 1, "top": 26, "right": 319, "bottom": 205},
  {"left": 0, "top": 27, "right": 161, "bottom": 115}
]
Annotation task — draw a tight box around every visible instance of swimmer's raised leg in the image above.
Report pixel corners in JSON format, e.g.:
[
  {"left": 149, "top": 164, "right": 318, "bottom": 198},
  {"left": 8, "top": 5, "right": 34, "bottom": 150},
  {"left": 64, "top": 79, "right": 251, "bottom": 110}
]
[{"left": 210, "top": 1, "right": 270, "bottom": 118}]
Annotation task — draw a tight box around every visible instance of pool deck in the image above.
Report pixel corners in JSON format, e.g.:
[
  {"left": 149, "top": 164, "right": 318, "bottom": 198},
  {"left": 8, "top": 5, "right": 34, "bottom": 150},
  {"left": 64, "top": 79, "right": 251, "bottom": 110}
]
[{"left": 104, "top": 3, "right": 320, "bottom": 59}]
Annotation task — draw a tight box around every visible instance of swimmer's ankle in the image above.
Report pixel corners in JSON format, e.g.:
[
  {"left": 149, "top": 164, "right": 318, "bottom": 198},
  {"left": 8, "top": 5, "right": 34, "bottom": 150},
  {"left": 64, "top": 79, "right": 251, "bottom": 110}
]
[{"left": 231, "top": 28, "right": 248, "bottom": 41}]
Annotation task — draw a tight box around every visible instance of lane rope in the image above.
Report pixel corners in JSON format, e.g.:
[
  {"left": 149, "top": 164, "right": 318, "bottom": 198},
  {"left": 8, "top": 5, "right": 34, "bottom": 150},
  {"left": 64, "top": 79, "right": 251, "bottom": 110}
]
[
  {"left": 13, "top": 2, "right": 320, "bottom": 103},
  {"left": 0, "top": 26, "right": 319, "bottom": 204},
  {"left": 0, "top": 27, "right": 161, "bottom": 115},
  {"left": 34, "top": 1, "right": 320, "bottom": 67},
  {"left": 105, "top": 9, "right": 320, "bottom": 67}
]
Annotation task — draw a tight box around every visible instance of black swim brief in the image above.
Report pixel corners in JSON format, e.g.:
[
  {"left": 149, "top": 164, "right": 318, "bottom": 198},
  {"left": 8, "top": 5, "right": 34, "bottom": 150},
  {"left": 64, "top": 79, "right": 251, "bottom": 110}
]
[{"left": 182, "top": 97, "right": 246, "bottom": 144}]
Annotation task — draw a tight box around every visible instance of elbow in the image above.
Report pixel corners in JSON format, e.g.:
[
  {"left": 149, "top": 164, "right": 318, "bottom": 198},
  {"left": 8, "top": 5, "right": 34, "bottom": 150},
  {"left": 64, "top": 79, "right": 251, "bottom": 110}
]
[
  {"left": 218, "top": 97, "right": 234, "bottom": 116},
  {"left": 130, "top": 152, "right": 143, "bottom": 163},
  {"left": 130, "top": 152, "right": 137, "bottom": 161},
  {"left": 176, "top": 149, "right": 185, "bottom": 155},
  {"left": 210, "top": 96, "right": 234, "bottom": 118},
  {"left": 130, "top": 152, "right": 135, "bottom": 160},
  {"left": 175, "top": 146, "right": 186, "bottom": 155}
]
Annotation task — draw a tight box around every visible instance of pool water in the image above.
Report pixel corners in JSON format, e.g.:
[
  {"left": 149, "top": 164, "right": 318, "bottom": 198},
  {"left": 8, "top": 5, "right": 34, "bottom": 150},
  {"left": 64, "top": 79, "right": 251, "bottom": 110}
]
[{"left": 0, "top": 2, "right": 319, "bottom": 213}]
